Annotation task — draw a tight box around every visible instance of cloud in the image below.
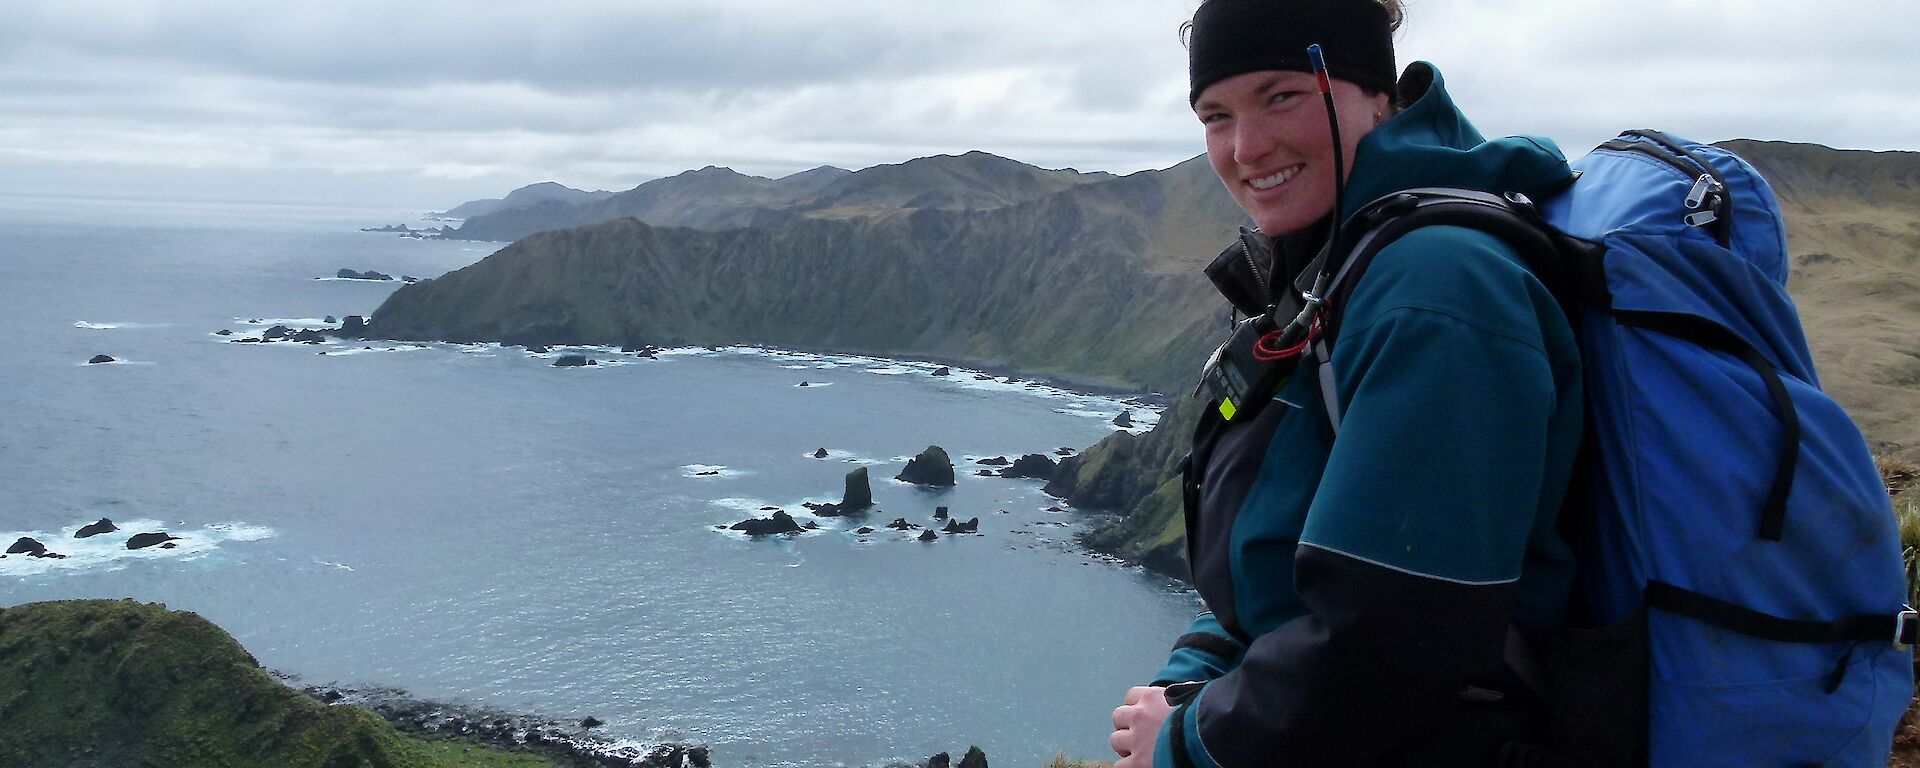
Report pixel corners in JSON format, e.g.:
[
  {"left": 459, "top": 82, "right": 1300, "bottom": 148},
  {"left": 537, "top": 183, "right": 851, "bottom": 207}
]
[{"left": 0, "top": 0, "right": 1911, "bottom": 208}]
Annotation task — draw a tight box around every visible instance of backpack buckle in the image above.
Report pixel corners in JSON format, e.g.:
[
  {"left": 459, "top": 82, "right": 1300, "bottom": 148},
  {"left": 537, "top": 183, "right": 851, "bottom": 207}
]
[{"left": 1894, "top": 609, "right": 1918, "bottom": 650}]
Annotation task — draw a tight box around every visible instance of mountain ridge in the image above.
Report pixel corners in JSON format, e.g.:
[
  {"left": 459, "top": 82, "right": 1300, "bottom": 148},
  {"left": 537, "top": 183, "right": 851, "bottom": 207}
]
[{"left": 445, "top": 152, "right": 1122, "bottom": 243}]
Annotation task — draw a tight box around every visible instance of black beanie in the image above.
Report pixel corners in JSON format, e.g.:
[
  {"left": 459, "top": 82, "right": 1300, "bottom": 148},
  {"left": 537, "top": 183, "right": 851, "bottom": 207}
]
[{"left": 1188, "top": 0, "right": 1397, "bottom": 105}]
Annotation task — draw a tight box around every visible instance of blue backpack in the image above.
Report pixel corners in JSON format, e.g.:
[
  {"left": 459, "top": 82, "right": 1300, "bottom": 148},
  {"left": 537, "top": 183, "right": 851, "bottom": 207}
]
[{"left": 1315, "top": 130, "right": 1914, "bottom": 767}]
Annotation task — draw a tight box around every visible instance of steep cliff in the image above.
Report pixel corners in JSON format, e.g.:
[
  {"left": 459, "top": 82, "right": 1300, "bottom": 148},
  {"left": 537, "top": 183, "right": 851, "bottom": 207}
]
[{"left": 375, "top": 155, "right": 1242, "bottom": 391}]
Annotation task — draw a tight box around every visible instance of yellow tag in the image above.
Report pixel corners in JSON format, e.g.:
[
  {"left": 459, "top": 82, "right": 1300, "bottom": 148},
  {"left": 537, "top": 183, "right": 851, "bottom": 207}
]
[{"left": 1218, "top": 398, "right": 1238, "bottom": 421}]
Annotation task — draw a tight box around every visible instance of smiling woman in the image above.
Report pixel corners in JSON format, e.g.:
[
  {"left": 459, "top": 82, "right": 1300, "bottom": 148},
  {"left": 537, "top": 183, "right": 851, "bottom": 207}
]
[{"left": 1106, "top": 1, "right": 1589, "bottom": 767}]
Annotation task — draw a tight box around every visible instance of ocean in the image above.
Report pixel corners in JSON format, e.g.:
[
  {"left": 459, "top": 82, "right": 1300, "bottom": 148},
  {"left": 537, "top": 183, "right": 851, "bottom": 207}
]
[{"left": 0, "top": 193, "right": 1199, "bottom": 767}]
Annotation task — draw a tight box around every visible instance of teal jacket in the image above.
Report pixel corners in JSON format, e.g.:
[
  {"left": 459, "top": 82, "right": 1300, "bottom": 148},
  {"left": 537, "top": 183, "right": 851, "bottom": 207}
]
[{"left": 1153, "top": 63, "right": 1585, "bottom": 768}]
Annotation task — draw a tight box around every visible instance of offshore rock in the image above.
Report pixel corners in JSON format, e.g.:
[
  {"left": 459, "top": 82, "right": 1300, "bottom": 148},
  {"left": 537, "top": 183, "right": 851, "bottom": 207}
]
[
  {"left": 896, "top": 445, "right": 956, "bottom": 486},
  {"left": 262, "top": 325, "right": 292, "bottom": 341},
  {"left": 87, "top": 355, "right": 115, "bottom": 364},
  {"left": 933, "top": 506, "right": 949, "bottom": 520},
  {"left": 1002, "top": 453, "right": 1058, "bottom": 480},
  {"left": 814, "top": 448, "right": 829, "bottom": 458},
  {"left": 553, "top": 355, "right": 595, "bottom": 367},
  {"left": 729, "top": 510, "right": 803, "bottom": 536},
  {"left": 958, "top": 746, "right": 989, "bottom": 768},
  {"left": 885, "top": 518, "right": 919, "bottom": 531},
  {"left": 288, "top": 328, "right": 327, "bottom": 343},
  {"left": 1113, "top": 409, "right": 1135, "bottom": 427},
  {"left": 932, "top": 366, "right": 950, "bottom": 376},
  {"left": 929, "top": 752, "right": 951, "bottom": 768},
  {"left": 75, "top": 518, "right": 118, "bottom": 538},
  {"left": 917, "top": 530, "right": 938, "bottom": 542},
  {"left": 324, "top": 315, "right": 337, "bottom": 324},
  {"left": 126, "top": 532, "right": 180, "bottom": 550},
  {"left": 808, "top": 467, "right": 874, "bottom": 516},
  {"left": 939, "top": 517, "right": 980, "bottom": 535},
  {"left": 8, "top": 537, "right": 47, "bottom": 555},
  {"left": 338, "top": 315, "right": 367, "bottom": 336},
  {"left": 977, "top": 456, "right": 1009, "bottom": 466},
  {"left": 842, "top": 466, "right": 874, "bottom": 508}
]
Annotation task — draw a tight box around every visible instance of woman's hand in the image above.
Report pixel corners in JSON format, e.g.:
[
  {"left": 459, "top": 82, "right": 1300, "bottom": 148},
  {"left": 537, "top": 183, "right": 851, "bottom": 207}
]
[{"left": 1110, "top": 685, "right": 1174, "bottom": 767}]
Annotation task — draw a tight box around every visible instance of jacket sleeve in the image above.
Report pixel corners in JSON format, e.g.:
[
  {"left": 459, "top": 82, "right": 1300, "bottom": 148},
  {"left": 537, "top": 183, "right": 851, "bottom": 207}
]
[
  {"left": 1159, "top": 228, "right": 1576, "bottom": 768},
  {"left": 1150, "top": 611, "right": 1246, "bottom": 686}
]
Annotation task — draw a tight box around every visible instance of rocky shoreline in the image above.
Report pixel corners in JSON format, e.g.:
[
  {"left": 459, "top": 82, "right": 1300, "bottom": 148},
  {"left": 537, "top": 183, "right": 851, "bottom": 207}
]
[
  {"left": 283, "top": 677, "right": 712, "bottom": 768},
  {"left": 285, "top": 677, "right": 1009, "bottom": 768}
]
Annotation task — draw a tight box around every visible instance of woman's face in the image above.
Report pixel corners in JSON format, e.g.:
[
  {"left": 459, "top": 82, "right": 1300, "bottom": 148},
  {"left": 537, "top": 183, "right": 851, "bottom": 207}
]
[{"left": 1194, "top": 70, "right": 1389, "bottom": 235}]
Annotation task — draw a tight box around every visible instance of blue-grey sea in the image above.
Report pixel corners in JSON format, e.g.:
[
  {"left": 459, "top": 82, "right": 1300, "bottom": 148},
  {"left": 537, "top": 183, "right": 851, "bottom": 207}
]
[{"left": 0, "top": 193, "right": 1199, "bottom": 767}]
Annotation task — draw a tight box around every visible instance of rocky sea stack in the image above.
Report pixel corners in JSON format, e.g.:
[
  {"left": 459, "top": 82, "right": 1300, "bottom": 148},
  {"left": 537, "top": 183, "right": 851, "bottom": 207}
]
[
  {"left": 804, "top": 467, "right": 875, "bottom": 517},
  {"left": 1001, "top": 453, "right": 1057, "bottom": 480},
  {"left": 126, "top": 532, "right": 180, "bottom": 550},
  {"left": 896, "top": 446, "right": 956, "bottom": 486},
  {"left": 74, "top": 519, "right": 117, "bottom": 539},
  {"left": 729, "top": 510, "right": 804, "bottom": 536}
]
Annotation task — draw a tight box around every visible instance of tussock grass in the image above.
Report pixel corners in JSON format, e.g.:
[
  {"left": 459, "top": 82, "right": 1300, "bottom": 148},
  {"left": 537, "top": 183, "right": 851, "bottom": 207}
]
[
  {"left": 1885, "top": 455, "right": 1920, "bottom": 606},
  {"left": 1884, "top": 454, "right": 1919, "bottom": 498},
  {"left": 1045, "top": 753, "right": 1113, "bottom": 768}
]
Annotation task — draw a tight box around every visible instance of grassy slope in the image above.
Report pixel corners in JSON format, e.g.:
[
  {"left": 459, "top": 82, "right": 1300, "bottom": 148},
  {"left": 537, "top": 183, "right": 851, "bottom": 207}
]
[
  {"left": 1729, "top": 140, "right": 1920, "bottom": 461},
  {"left": 0, "top": 600, "right": 553, "bottom": 768}
]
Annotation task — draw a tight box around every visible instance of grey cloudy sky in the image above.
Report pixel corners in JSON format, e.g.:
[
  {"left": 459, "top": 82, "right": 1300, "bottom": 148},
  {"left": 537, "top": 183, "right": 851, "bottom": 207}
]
[{"left": 1, "top": 0, "right": 1913, "bottom": 209}]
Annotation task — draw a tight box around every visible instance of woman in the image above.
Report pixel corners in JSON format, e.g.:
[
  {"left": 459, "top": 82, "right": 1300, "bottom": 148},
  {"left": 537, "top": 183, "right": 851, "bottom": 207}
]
[{"left": 1109, "top": 1, "right": 1585, "bottom": 766}]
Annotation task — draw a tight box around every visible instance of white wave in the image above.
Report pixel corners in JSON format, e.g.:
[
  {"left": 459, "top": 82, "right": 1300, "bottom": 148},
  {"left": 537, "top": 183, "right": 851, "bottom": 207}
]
[
  {"left": 793, "top": 381, "right": 833, "bottom": 388},
  {"left": 232, "top": 317, "right": 339, "bottom": 327},
  {"left": 616, "top": 343, "right": 1169, "bottom": 425},
  {"left": 0, "top": 517, "right": 276, "bottom": 577},
  {"left": 312, "top": 276, "right": 397, "bottom": 282},
  {"left": 706, "top": 497, "right": 777, "bottom": 513},
  {"left": 318, "top": 345, "right": 428, "bottom": 356},
  {"left": 75, "top": 321, "right": 171, "bottom": 330},
  {"left": 315, "top": 559, "right": 355, "bottom": 571},
  {"left": 76, "top": 359, "right": 155, "bottom": 366},
  {"left": 681, "top": 464, "right": 746, "bottom": 479}
]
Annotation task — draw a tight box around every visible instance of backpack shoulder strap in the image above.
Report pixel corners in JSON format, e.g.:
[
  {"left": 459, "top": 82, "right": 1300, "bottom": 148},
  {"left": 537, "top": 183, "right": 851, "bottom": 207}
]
[{"left": 1313, "top": 187, "right": 1603, "bottom": 434}]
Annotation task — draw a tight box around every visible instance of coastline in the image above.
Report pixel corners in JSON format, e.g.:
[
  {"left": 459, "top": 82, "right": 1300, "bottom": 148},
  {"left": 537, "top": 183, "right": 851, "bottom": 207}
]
[{"left": 281, "top": 675, "right": 713, "bottom": 768}]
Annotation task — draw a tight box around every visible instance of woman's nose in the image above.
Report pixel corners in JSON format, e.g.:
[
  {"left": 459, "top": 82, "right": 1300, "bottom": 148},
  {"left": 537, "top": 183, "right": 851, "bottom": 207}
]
[{"left": 1233, "top": 113, "right": 1280, "bottom": 167}]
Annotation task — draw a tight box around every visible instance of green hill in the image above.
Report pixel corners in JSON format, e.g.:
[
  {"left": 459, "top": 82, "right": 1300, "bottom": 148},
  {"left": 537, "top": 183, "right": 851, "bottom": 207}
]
[
  {"left": 373, "top": 156, "right": 1238, "bottom": 391},
  {"left": 0, "top": 600, "right": 556, "bottom": 768}
]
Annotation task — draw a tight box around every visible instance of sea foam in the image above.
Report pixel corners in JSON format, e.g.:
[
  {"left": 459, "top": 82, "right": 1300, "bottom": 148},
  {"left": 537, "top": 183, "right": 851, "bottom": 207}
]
[
  {"left": 0, "top": 518, "right": 276, "bottom": 578},
  {"left": 75, "top": 321, "right": 171, "bottom": 330}
]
